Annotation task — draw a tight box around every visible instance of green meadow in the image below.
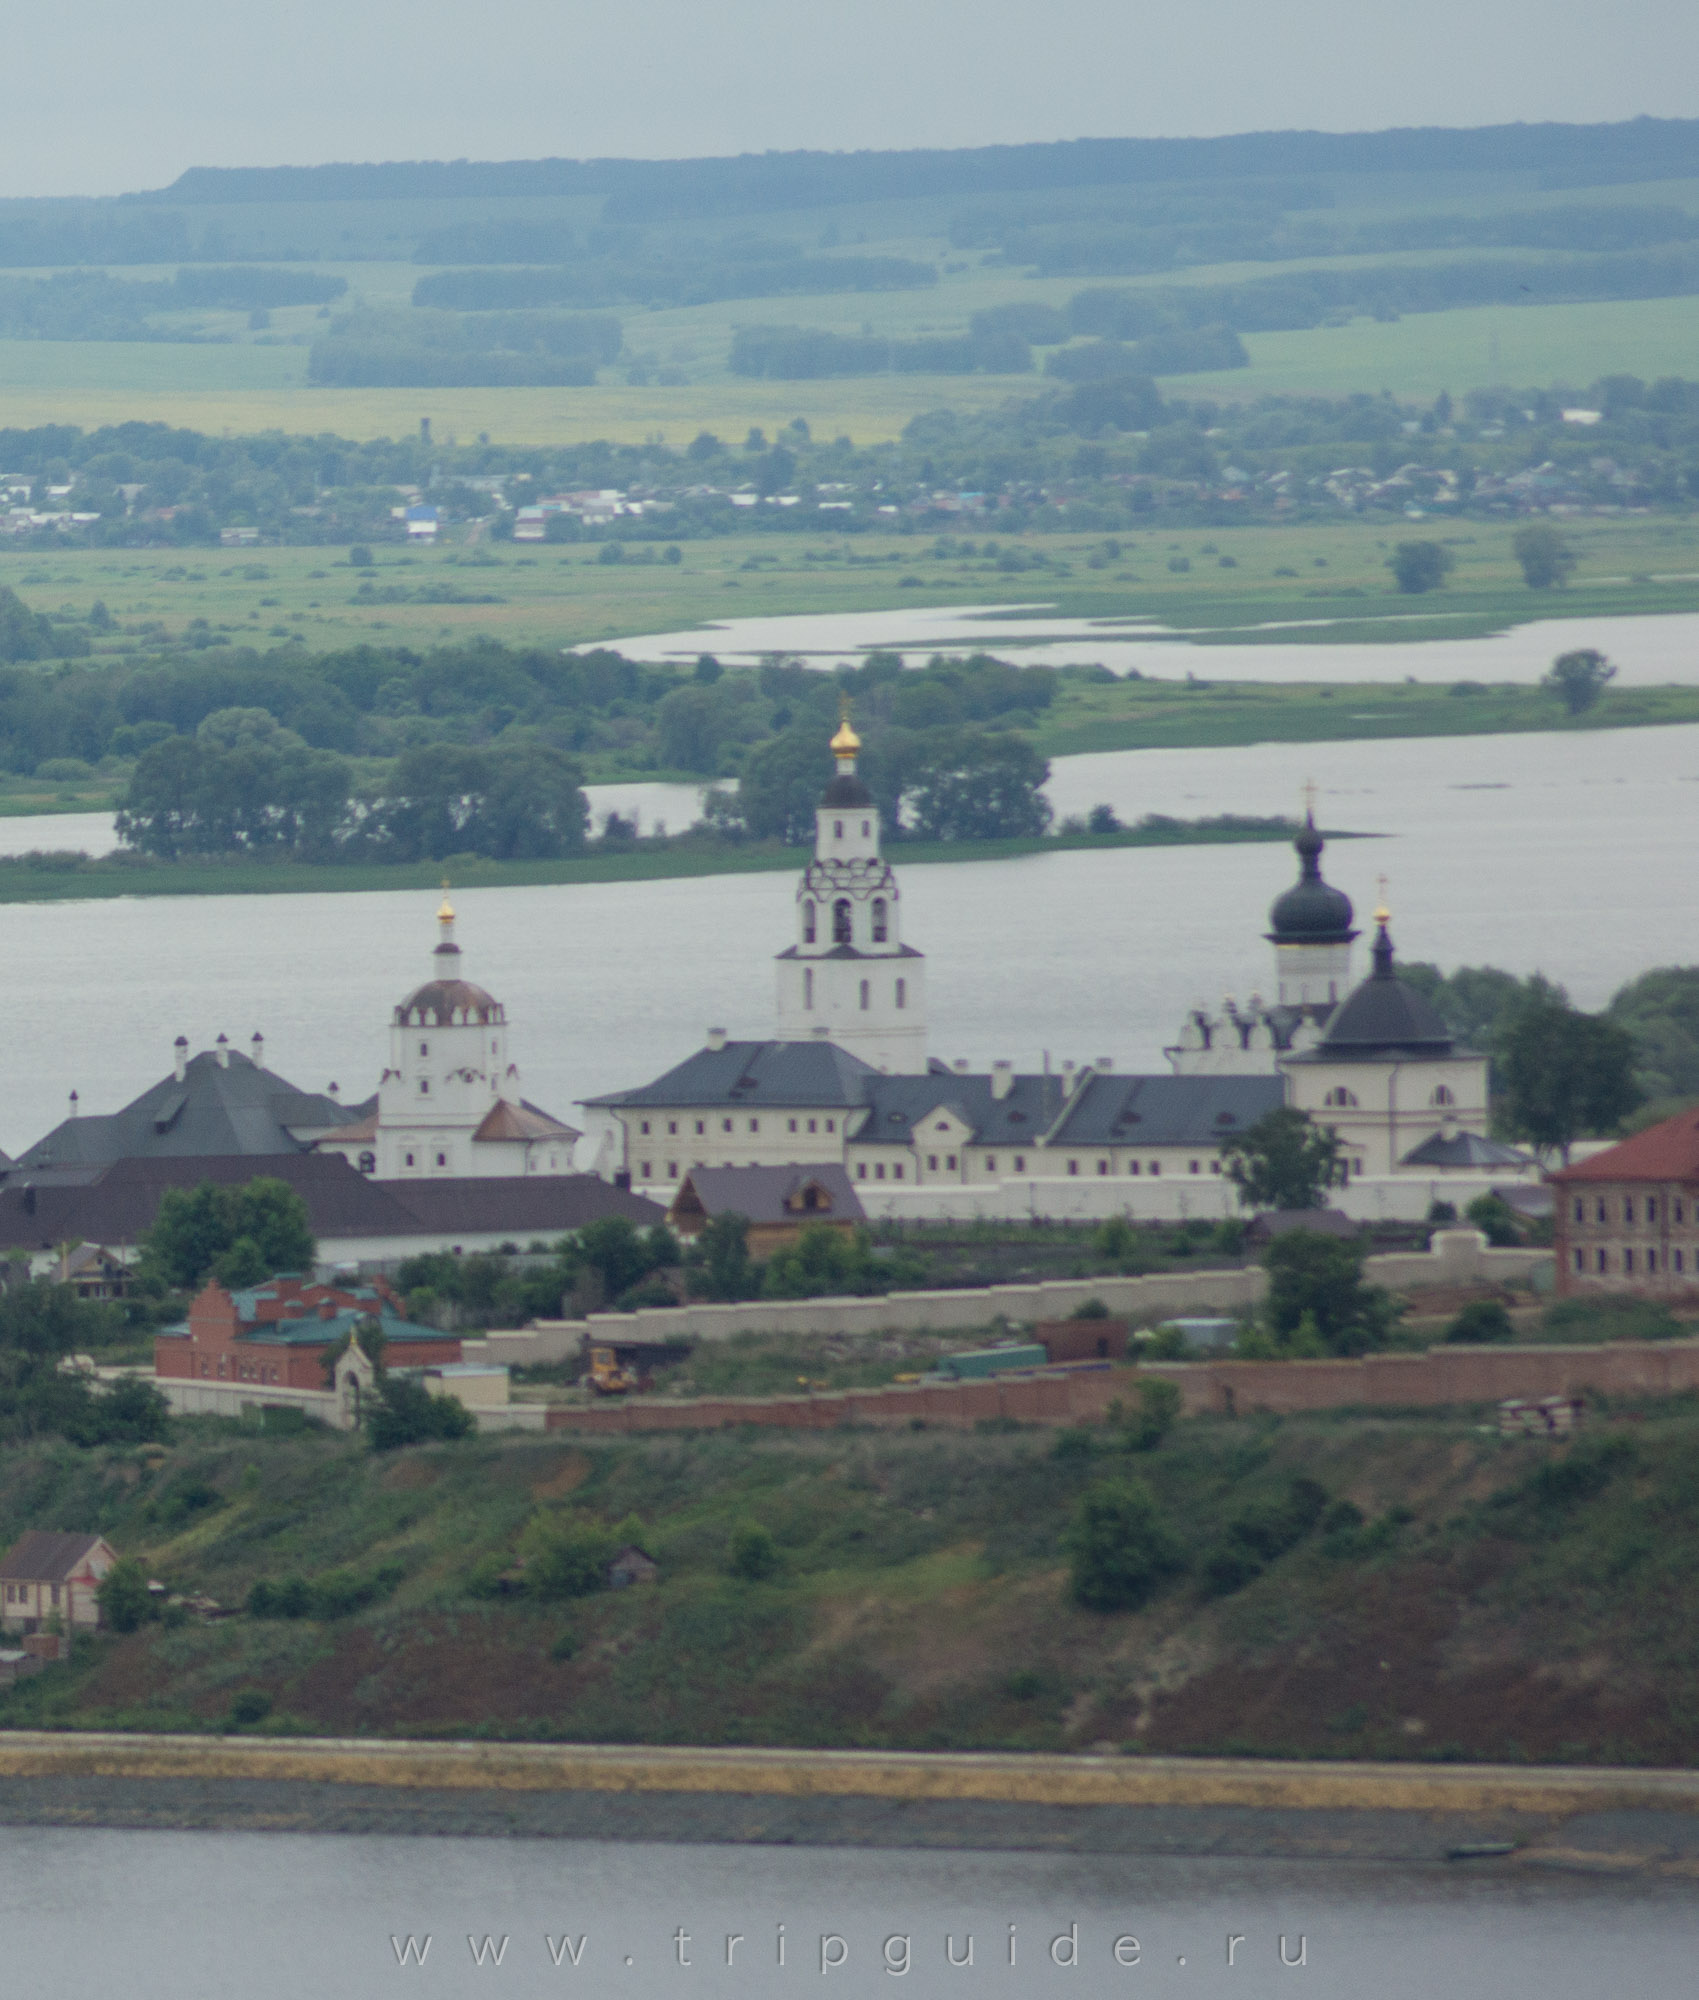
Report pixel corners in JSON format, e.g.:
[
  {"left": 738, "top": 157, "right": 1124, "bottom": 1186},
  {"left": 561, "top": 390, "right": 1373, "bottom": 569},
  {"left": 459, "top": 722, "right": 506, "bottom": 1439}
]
[{"left": 3, "top": 514, "right": 1695, "bottom": 661}]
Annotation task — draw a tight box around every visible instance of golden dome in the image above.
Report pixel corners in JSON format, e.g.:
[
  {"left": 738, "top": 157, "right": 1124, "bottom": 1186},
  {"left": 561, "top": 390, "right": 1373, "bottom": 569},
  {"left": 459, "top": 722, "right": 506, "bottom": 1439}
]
[
  {"left": 437, "top": 878, "right": 456, "bottom": 924},
  {"left": 830, "top": 698, "right": 861, "bottom": 756}
]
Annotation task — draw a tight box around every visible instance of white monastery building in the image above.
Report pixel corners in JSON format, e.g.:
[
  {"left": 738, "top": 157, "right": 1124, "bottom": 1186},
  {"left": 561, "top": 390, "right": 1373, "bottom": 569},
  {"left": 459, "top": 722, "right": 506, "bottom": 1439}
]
[{"left": 589, "top": 717, "right": 1538, "bottom": 1219}]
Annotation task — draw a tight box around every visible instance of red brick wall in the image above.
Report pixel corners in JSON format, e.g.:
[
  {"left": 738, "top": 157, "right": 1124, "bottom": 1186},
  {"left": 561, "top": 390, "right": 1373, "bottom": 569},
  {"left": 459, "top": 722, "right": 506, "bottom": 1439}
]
[{"left": 541, "top": 1341, "right": 1699, "bottom": 1436}]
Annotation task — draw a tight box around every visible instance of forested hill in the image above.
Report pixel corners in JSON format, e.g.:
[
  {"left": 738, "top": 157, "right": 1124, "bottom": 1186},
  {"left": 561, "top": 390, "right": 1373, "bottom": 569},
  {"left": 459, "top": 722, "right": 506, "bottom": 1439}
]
[{"left": 141, "top": 117, "right": 1699, "bottom": 219}]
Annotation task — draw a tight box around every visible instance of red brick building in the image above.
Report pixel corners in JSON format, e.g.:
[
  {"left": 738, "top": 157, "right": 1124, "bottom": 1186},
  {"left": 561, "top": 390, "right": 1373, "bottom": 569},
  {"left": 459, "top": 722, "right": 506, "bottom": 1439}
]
[
  {"left": 1550, "top": 1111, "right": 1699, "bottom": 1298},
  {"left": 154, "top": 1274, "right": 461, "bottom": 1388}
]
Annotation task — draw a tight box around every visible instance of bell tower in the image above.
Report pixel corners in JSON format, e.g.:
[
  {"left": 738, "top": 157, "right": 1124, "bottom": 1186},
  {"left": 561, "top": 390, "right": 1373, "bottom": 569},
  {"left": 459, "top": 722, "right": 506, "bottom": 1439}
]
[{"left": 774, "top": 705, "right": 927, "bottom": 1073}]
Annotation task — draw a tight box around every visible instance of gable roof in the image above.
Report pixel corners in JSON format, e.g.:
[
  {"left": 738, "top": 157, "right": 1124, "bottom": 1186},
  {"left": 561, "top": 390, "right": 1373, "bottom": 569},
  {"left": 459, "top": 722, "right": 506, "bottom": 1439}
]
[
  {"left": 1049, "top": 1072, "right": 1286, "bottom": 1148},
  {"left": 671, "top": 1164, "right": 865, "bottom": 1229},
  {"left": 586, "top": 1039, "right": 877, "bottom": 1112},
  {"left": 0, "top": 1530, "right": 108, "bottom": 1583},
  {"left": 1550, "top": 1111, "right": 1699, "bottom": 1184},
  {"left": 12, "top": 1049, "right": 374, "bottom": 1173},
  {"left": 0, "top": 1153, "right": 663, "bottom": 1253},
  {"left": 472, "top": 1098, "right": 581, "bottom": 1145},
  {"left": 849, "top": 1070, "right": 1066, "bottom": 1148},
  {"left": 1400, "top": 1130, "right": 1533, "bottom": 1170}
]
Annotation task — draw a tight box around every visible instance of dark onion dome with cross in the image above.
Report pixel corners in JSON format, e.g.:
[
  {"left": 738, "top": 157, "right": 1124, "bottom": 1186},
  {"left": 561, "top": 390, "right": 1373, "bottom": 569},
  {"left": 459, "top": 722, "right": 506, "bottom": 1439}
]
[
  {"left": 395, "top": 893, "right": 505, "bottom": 1027},
  {"left": 1315, "top": 904, "right": 1454, "bottom": 1058},
  {"left": 1266, "top": 811, "right": 1357, "bottom": 947}
]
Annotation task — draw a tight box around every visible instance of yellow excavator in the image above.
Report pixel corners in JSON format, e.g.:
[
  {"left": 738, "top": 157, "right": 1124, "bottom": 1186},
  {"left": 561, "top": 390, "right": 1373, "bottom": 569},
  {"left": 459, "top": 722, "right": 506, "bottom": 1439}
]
[{"left": 587, "top": 1345, "right": 640, "bottom": 1396}]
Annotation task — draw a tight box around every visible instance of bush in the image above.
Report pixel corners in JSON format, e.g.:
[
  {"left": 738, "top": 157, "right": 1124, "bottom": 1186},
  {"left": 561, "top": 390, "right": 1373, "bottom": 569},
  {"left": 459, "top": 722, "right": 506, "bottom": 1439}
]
[
  {"left": 1465, "top": 1193, "right": 1521, "bottom": 1246},
  {"left": 226, "top": 1689, "right": 272, "bottom": 1727},
  {"left": 1110, "top": 1377, "right": 1182, "bottom": 1452},
  {"left": 97, "top": 1557, "right": 152, "bottom": 1633},
  {"left": 1063, "top": 1477, "right": 1186, "bottom": 1612},
  {"left": 1542, "top": 1295, "right": 1683, "bottom": 1344},
  {"left": 1200, "top": 1476, "right": 1329, "bottom": 1596},
  {"left": 1445, "top": 1299, "right": 1516, "bottom": 1344},
  {"left": 366, "top": 1374, "right": 475, "bottom": 1450},
  {"left": 518, "top": 1512, "right": 617, "bottom": 1600},
  {"left": 726, "top": 1522, "right": 780, "bottom": 1582}
]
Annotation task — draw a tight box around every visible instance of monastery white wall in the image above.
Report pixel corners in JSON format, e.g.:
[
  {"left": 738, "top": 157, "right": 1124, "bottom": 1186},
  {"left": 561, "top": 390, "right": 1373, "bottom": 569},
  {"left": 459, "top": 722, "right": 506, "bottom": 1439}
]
[{"left": 463, "top": 1231, "right": 1552, "bottom": 1364}]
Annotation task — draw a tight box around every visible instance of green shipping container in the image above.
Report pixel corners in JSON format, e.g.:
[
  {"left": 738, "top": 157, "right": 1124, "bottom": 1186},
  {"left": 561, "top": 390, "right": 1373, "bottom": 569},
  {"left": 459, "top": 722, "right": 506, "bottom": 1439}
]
[{"left": 933, "top": 1344, "right": 1049, "bottom": 1381}]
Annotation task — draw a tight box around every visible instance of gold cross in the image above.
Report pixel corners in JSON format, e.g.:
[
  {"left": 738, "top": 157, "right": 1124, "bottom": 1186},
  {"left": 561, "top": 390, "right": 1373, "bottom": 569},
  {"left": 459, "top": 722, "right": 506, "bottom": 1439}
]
[{"left": 1302, "top": 778, "right": 1317, "bottom": 818}]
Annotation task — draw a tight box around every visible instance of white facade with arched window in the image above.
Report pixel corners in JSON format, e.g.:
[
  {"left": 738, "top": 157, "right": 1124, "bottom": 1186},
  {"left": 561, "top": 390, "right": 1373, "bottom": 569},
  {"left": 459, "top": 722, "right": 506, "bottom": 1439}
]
[{"left": 773, "top": 718, "right": 928, "bottom": 1073}]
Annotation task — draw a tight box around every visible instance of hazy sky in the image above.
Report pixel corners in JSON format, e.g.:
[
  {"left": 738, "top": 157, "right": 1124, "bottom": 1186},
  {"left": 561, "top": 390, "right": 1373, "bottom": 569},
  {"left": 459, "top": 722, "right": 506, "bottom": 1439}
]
[{"left": 2, "top": 0, "right": 1697, "bottom": 198}]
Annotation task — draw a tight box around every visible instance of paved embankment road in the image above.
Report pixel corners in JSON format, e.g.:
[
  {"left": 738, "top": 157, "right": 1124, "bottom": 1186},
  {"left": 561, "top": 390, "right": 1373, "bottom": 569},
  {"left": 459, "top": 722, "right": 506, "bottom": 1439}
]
[{"left": 0, "top": 1735, "right": 1696, "bottom": 1870}]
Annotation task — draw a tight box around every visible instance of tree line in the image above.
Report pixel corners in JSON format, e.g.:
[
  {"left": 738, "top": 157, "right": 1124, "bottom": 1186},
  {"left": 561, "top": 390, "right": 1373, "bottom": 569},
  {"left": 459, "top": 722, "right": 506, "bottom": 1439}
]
[
  {"left": 308, "top": 308, "right": 622, "bottom": 389},
  {"left": 0, "top": 268, "right": 346, "bottom": 342},
  {"left": 411, "top": 252, "right": 935, "bottom": 315}
]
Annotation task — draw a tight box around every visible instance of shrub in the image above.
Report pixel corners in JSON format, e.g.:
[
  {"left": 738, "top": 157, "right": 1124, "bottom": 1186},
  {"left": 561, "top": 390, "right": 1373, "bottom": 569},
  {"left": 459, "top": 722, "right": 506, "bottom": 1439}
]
[
  {"left": 1465, "top": 1193, "right": 1521, "bottom": 1246},
  {"left": 1542, "top": 1295, "right": 1682, "bottom": 1344},
  {"left": 97, "top": 1557, "right": 152, "bottom": 1633},
  {"left": 1063, "top": 1477, "right": 1186, "bottom": 1612},
  {"left": 366, "top": 1374, "right": 475, "bottom": 1450},
  {"left": 1110, "top": 1377, "right": 1182, "bottom": 1452},
  {"left": 1445, "top": 1299, "right": 1516, "bottom": 1344},
  {"left": 1201, "top": 1476, "right": 1329, "bottom": 1596},
  {"left": 519, "top": 1512, "right": 617, "bottom": 1600},
  {"left": 226, "top": 1689, "right": 272, "bottom": 1727},
  {"left": 727, "top": 1522, "right": 780, "bottom": 1582}
]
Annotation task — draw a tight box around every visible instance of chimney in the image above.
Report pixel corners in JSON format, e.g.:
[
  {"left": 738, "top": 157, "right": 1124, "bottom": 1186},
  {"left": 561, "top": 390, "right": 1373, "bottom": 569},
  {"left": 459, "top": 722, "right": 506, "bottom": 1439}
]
[
  {"left": 1062, "top": 1060, "right": 1077, "bottom": 1098},
  {"left": 952, "top": 1059, "right": 969, "bottom": 1074},
  {"left": 250, "top": 1031, "right": 265, "bottom": 1070},
  {"left": 173, "top": 1036, "right": 188, "bottom": 1084},
  {"left": 68, "top": 1090, "right": 78, "bottom": 1118},
  {"left": 810, "top": 1025, "right": 831, "bottom": 1040},
  {"left": 215, "top": 1033, "right": 230, "bottom": 1069},
  {"left": 1095, "top": 1057, "right": 1113, "bottom": 1073},
  {"left": 991, "top": 1061, "right": 1013, "bottom": 1100},
  {"left": 706, "top": 1027, "right": 727, "bottom": 1052},
  {"left": 327, "top": 1082, "right": 340, "bottom": 1099}
]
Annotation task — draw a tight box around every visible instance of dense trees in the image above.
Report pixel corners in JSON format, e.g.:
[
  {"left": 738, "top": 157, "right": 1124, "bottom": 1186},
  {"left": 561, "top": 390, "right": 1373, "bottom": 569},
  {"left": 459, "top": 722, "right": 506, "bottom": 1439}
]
[
  {"left": 1514, "top": 525, "right": 1577, "bottom": 589},
  {"left": 1388, "top": 540, "right": 1454, "bottom": 593},
  {"left": 1262, "top": 1230, "right": 1397, "bottom": 1356},
  {"left": 1221, "top": 1107, "right": 1345, "bottom": 1210},
  {"left": 1543, "top": 647, "right": 1616, "bottom": 714},
  {"left": 1498, "top": 1000, "right": 1642, "bottom": 1160},
  {"left": 143, "top": 1178, "right": 316, "bottom": 1289}
]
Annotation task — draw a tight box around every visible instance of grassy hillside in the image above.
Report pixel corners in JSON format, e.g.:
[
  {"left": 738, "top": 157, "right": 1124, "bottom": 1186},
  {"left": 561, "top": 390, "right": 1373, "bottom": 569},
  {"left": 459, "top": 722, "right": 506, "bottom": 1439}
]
[{"left": 6, "top": 1392, "right": 1698, "bottom": 1762}]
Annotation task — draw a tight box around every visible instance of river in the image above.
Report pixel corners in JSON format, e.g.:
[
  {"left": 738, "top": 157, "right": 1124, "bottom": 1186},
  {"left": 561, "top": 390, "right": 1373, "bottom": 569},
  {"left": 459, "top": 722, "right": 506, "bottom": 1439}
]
[
  {"left": 0, "top": 719, "right": 1691, "bottom": 1157},
  {"left": 585, "top": 603, "right": 1699, "bottom": 685},
  {"left": 0, "top": 1824, "right": 1690, "bottom": 1999}
]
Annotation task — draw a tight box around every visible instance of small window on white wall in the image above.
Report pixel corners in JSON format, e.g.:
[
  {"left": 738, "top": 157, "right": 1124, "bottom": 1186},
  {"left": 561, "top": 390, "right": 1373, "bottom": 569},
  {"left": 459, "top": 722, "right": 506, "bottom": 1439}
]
[
  {"left": 1324, "top": 1087, "right": 1358, "bottom": 1108},
  {"left": 1430, "top": 1084, "right": 1455, "bottom": 1107}
]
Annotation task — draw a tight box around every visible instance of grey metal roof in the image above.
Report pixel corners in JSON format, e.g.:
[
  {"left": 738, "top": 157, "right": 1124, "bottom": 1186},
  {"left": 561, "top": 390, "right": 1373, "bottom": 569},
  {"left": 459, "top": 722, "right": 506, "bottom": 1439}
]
[
  {"left": 848, "top": 1071, "right": 1066, "bottom": 1147},
  {"left": 672, "top": 1163, "right": 865, "bottom": 1228},
  {"left": 585, "top": 1039, "right": 877, "bottom": 1111},
  {"left": 1049, "top": 1073, "right": 1286, "bottom": 1148},
  {"left": 1291, "top": 924, "right": 1456, "bottom": 1061},
  {"left": 12, "top": 1049, "right": 375, "bottom": 1173},
  {"left": 1400, "top": 1130, "right": 1533, "bottom": 1169}
]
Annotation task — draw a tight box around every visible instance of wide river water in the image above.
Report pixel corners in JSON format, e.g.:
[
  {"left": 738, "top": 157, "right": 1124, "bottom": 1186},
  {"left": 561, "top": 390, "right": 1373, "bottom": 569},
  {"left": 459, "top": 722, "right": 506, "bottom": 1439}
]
[
  {"left": 2, "top": 1824, "right": 1691, "bottom": 1999},
  {"left": 0, "top": 719, "right": 1694, "bottom": 1157}
]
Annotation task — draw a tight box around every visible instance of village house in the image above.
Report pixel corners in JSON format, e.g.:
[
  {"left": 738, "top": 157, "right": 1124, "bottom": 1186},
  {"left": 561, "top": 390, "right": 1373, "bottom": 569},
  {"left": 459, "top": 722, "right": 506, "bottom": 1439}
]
[
  {"left": 667, "top": 1163, "right": 865, "bottom": 1256},
  {"left": 1550, "top": 1109, "right": 1699, "bottom": 1298},
  {"left": 0, "top": 1530, "right": 117, "bottom": 1633}
]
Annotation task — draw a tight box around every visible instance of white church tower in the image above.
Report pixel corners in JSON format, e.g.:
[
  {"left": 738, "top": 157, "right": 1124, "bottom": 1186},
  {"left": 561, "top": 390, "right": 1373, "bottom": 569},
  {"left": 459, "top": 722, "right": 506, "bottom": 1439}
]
[
  {"left": 774, "top": 708, "right": 927, "bottom": 1073},
  {"left": 319, "top": 893, "right": 579, "bottom": 1178}
]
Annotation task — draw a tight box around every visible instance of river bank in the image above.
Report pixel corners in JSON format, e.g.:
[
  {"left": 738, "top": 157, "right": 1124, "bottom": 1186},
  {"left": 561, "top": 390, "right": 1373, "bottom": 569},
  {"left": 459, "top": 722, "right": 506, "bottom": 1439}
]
[{"left": 0, "top": 1734, "right": 1693, "bottom": 1868}]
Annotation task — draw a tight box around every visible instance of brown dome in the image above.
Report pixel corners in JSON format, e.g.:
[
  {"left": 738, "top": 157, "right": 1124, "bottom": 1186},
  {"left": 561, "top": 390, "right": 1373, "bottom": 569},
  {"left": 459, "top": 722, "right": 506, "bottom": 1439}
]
[{"left": 396, "top": 978, "right": 505, "bottom": 1027}]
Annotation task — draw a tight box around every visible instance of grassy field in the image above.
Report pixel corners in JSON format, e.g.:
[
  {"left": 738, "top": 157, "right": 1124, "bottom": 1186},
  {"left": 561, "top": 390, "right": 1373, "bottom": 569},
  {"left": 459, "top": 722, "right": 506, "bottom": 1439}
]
[
  {"left": 4, "top": 1380, "right": 1698, "bottom": 1758},
  {"left": 5, "top": 516, "right": 1699, "bottom": 661},
  {"left": 0, "top": 821, "right": 1311, "bottom": 905}
]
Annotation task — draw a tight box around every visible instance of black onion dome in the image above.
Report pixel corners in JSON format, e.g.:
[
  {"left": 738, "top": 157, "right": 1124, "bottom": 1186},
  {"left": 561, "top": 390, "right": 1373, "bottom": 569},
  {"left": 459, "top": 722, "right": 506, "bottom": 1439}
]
[
  {"left": 821, "top": 772, "right": 874, "bottom": 807},
  {"left": 1266, "top": 813, "right": 1356, "bottom": 945},
  {"left": 1320, "top": 923, "right": 1451, "bottom": 1054}
]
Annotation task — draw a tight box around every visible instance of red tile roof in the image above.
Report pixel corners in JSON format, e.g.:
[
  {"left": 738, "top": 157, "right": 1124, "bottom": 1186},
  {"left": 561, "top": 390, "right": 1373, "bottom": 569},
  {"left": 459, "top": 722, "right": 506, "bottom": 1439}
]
[{"left": 1550, "top": 1111, "right": 1699, "bottom": 1183}]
